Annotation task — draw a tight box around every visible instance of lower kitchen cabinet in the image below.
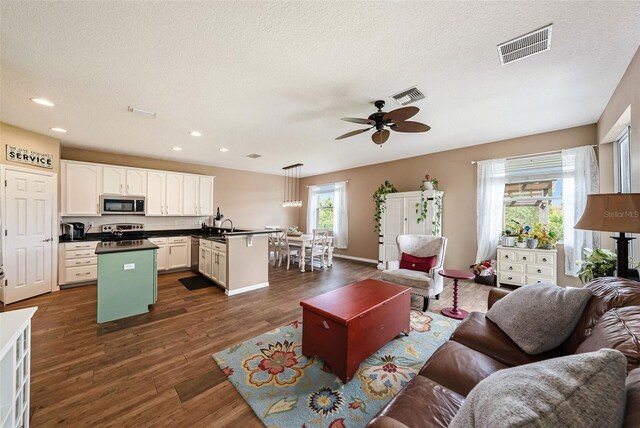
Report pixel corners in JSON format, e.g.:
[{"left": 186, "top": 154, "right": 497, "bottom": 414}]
[
  {"left": 148, "top": 236, "right": 191, "bottom": 272},
  {"left": 58, "top": 241, "right": 100, "bottom": 287},
  {"left": 199, "top": 238, "right": 227, "bottom": 289}
]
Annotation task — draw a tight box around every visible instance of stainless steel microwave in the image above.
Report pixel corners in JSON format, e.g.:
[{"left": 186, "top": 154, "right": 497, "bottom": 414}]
[{"left": 100, "top": 195, "right": 145, "bottom": 215}]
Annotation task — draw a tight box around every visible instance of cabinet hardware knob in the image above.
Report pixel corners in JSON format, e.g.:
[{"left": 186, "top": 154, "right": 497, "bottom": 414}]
[
  {"left": 509, "top": 266, "right": 513, "bottom": 270},
  {"left": 523, "top": 257, "right": 527, "bottom": 260},
  {"left": 505, "top": 255, "right": 509, "bottom": 259},
  {"left": 543, "top": 258, "right": 547, "bottom": 262},
  {"left": 508, "top": 276, "right": 513, "bottom": 280},
  {"left": 537, "top": 269, "right": 542, "bottom": 273}
]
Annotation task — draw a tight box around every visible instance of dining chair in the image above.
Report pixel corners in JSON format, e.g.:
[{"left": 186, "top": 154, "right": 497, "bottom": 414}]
[
  {"left": 278, "top": 232, "right": 301, "bottom": 270},
  {"left": 303, "top": 229, "right": 330, "bottom": 271},
  {"left": 267, "top": 231, "right": 281, "bottom": 266}
]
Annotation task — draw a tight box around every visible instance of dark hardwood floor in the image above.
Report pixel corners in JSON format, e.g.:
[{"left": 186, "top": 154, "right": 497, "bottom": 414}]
[{"left": 2, "top": 259, "right": 499, "bottom": 427}]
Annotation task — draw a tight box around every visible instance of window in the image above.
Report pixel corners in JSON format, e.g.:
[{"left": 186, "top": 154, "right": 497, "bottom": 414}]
[
  {"left": 614, "top": 125, "right": 631, "bottom": 193},
  {"left": 503, "top": 153, "right": 564, "bottom": 241},
  {"left": 316, "top": 186, "right": 335, "bottom": 229}
]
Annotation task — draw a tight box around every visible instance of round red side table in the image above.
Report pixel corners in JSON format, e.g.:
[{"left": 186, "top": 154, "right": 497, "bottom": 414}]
[{"left": 438, "top": 269, "right": 475, "bottom": 320}]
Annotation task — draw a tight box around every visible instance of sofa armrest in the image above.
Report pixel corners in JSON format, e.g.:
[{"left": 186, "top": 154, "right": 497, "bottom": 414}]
[
  {"left": 429, "top": 262, "right": 444, "bottom": 279},
  {"left": 387, "top": 260, "right": 400, "bottom": 270},
  {"left": 367, "top": 416, "right": 410, "bottom": 428},
  {"left": 488, "top": 288, "right": 511, "bottom": 309}
]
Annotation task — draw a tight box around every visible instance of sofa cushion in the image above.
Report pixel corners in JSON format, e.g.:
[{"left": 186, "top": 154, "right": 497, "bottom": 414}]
[
  {"left": 366, "top": 375, "right": 464, "bottom": 428},
  {"left": 449, "top": 349, "right": 628, "bottom": 428},
  {"left": 451, "top": 311, "right": 563, "bottom": 367},
  {"left": 381, "top": 269, "right": 433, "bottom": 290},
  {"left": 399, "top": 253, "right": 436, "bottom": 272},
  {"left": 625, "top": 369, "right": 640, "bottom": 428},
  {"left": 486, "top": 283, "right": 592, "bottom": 354},
  {"left": 564, "top": 277, "right": 640, "bottom": 354},
  {"left": 419, "top": 340, "right": 507, "bottom": 397},
  {"left": 576, "top": 306, "right": 640, "bottom": 373}
]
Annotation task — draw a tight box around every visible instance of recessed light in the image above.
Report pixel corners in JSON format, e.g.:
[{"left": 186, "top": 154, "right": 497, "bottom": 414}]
[
  {"left": 172, "top": 147, "right": 182, "bottom": 151},
  {"left": 50, "top": 127, "right": 67, "bottom": 133},
  {"left": 189, "top": 131, "right": 202, "bottom": 137},
  {"left": 31, "top": 98, "right": 55, "bottom": 107},
  {"left": 219, "top": 148, "right": 229, "bottom": 152}
]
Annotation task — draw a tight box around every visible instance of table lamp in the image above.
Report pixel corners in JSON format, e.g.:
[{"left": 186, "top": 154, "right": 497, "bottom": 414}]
[{"left": 575, "top": 193, "right": 640, "bottom": 278}]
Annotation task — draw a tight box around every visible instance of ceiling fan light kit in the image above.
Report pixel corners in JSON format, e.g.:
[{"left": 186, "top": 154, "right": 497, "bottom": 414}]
[{"left": 336, "top": 99, "right": 430, "bottom": 145}]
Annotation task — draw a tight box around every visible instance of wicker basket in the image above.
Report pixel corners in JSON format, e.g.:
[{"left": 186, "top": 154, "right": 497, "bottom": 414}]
[{"left": 474, "top": 274, "right": 496, "bottom": 286}]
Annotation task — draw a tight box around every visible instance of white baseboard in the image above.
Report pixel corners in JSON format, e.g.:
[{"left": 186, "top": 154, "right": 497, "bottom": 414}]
[
  {"left": 225, "top": 281, "right": 269, "bottom": 296},
  {"left": 332, "top": 254, "right": 378, "bottom": 265}
]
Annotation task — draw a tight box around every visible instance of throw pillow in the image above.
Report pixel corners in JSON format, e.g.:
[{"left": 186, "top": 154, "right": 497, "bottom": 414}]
[
  {"left": 486, "top": 283, "right": 592, "bottom": 354},
  {"left": 449, "top": 349, "right": 627, "bottom": 428},
  {"left": 399, "top": 253, "right": 436, "bottom": 272}
]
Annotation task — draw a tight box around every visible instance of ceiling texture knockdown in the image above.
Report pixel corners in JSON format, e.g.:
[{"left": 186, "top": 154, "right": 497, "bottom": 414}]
[{"left": 1, "top": 1, "right": 640, "bottom": 177}]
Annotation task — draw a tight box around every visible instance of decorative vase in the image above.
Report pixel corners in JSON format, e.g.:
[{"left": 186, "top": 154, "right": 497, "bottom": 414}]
[
  {"left": 422, "top": 181, "right": 434, "bottom": 190},
  {"left": 527, "top": 238, "right": 538, "bottom": 249},
  {"left": 516, "top": 241, "right": 527, "bottom": 248},
  {"left": 501, "top": 236, "right": 516, "bottom": 247},
  {"left": 214, "top": 220, "right": 222, "bottom": 227}
]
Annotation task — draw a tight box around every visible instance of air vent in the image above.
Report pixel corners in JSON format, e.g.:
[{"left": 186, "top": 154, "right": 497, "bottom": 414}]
[
  {"left": 498, "top": 24, "right": 552, "bottom": 65},
  {"left": 246, "top": 153, "right": 262, "bottom": 159},
  {"left": 390, "top": 86, "right": 425, "bottom": 106}
]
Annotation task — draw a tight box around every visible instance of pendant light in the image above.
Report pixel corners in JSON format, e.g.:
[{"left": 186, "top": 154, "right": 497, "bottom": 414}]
[{"left": 282, "top": 163, "right": 303, "bottom": 207}]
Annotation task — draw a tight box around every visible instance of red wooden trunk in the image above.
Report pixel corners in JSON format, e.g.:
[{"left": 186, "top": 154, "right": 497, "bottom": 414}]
[{"left": 300, "top": 279, "right": 411, "bottom": 382}]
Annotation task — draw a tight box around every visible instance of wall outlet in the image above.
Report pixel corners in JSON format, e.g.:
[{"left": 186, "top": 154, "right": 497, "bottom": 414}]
[{"left": 123, "top": 263, "right": 135, "bottom": 270}]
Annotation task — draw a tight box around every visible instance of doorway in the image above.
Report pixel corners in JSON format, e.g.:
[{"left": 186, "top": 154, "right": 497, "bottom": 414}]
[{"left": 2, "top": 166, "right": 57, "bottom": 304}]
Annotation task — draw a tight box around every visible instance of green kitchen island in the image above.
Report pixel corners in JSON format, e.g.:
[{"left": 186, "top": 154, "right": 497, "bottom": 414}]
[{"left": 95, "top": 240, "right": 159, "bottom": 323}]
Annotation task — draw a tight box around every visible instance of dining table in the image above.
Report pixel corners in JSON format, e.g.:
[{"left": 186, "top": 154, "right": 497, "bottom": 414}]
[{"left": 286, "top": 234, "right": 334, "bottom": 272}]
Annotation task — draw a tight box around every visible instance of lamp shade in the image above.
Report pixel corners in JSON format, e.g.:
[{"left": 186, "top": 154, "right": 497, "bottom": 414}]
[{"left": 575, "top": 193, "right": 640, "bottom": 233}]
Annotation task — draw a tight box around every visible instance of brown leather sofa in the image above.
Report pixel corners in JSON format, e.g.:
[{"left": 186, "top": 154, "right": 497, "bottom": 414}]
[{"left": 367, "top": 277, "right": 640, "bottom": 428}]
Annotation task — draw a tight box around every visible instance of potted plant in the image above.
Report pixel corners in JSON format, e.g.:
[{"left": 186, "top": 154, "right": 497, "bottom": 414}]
[
  {"left": 577, "top": 248, "right": 617, "bottom": 283},
  {"left": 501, "top": 228, "right": 516, "bottom": 247},
  {"left": 373, "top": 180, "right": 398, "bottom": 232},
  {"left": 214, "top": 207, "right": 224, "bottom": 227},
  {"left": 416, "top": 175, "right": 439, "bottom": 224},
  {"left": 532, "top": 223, "right": 557, "bottom": 249},
  {"left": 507, "top": 221, "right": 529, "bottom": 248}
]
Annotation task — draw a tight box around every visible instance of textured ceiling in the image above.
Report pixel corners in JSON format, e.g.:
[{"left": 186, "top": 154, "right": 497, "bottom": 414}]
[{"left": 1, "top": 1, "right": 640, "bottom": 176}]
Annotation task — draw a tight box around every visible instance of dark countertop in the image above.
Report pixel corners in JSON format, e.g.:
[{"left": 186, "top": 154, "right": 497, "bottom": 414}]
[
  {"left": 60, "top": 227, "right": 279, "bottom": 243},
  {"left": 95, "top": 240, "right": 159, "bottom": 255}
]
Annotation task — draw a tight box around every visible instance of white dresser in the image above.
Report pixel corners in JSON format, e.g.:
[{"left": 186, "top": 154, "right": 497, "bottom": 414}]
[{"left": 497, "top": 246, "right": 557, "bottom": 287}]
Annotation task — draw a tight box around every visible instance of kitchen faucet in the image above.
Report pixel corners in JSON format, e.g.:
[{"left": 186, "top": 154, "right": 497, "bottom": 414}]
[{"left": 220, "top": 218, "right": 234, "bottom": 232}]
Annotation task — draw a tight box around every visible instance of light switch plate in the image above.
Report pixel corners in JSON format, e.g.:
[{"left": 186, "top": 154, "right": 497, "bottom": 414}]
[{"left": 124, "top": 263, "right": 135, "bottom": 270}]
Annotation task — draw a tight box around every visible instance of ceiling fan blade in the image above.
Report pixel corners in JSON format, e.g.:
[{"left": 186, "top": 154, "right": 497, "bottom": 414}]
[
  {"left": 335, "top": 127, "right": 374, "bottom": 140},
  {"left": 390, "top": 121, "right": 431, "bottom": 133},
  {"left": 371, "top": 129, "right": 390, "bottom": 145},
  {"left": 383, "top": 106, "right": 419, "bottom": 124},
  {"left": 341, "top": 117, "right": 376, "bottom": 126}
]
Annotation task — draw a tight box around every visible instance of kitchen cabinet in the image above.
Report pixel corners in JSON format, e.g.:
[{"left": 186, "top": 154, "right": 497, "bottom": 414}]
[
  {"left": 146, "top": 171, "right": 166, "bottom": 216},
  {"left": 199, "top": 239, "right": 226, "bottom": 288},
  {"left": 184, "top": 175, "right": 214, "bottom": 216},
  {"left": 378, "top": 190, "right": 444, "bottom": 269},
  {"left": 58, "top": 241, "right": 100, "bottom": 286},
  {"left": 61, "top": 160, "right": 213, "bottom": 217},
  {"left": 168, "top": 236, "right": 190, "bottom": 269},
  {"left": 149, "top": 236, "right": 190, "bottom": 271},
  {"left": 61, "top": 161, "right": 102, "bottom": 216},
  {"left": 126, "top": 168, "right": 147, "bottom": 196}
]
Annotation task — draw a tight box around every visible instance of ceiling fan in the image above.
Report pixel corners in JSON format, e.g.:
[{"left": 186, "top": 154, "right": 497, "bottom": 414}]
[{"left": 335, "top": 100, "right": 431, "bottom": 145}]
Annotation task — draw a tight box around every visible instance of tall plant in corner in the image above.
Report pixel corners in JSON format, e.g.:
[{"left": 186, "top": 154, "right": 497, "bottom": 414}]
[{"left": 373, "top": 180, "right": 398, "bottom": 233}]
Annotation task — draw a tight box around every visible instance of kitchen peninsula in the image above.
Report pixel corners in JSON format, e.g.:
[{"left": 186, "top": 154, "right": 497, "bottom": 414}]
[
  {"left": 95, "top": 240, "right": 159, "bottom": 323},
  {"left": 197, "top": 229, "right": 273, "bottom": 296}
]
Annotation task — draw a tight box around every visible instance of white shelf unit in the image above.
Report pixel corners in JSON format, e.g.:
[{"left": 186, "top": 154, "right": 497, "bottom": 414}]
[{"left": 0, "top": 307, "right": 37, "bottom": 428}]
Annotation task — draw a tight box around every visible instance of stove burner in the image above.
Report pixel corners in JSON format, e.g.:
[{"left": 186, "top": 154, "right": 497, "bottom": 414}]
[{"left": 101, "top": 239, "right": 146, "bottom": 247}]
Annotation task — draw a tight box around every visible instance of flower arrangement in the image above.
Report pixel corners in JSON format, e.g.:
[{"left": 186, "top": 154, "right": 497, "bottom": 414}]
[
  {"left": 287, "top": 226, "right": 302, "bottom": 236},
  {"left": 504, "top": 221, "right": 530, "bottom": 246},
  {"left": 532, "top": 223, "right": 557, "bottom": 249}
]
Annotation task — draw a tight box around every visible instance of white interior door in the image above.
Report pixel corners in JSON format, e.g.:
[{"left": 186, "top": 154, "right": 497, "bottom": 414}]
[
  {"left": 405, "top": 196, "right": 426, "bottom": 235},
  {"left": 4, "top": 168, "right": 55, "bottom": 304},
  {"left": 381, "top": 197, "right": 404, "bottom": 264}
]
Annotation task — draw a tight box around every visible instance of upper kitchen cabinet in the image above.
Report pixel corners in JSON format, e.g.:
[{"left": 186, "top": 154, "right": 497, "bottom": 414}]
[
  {"left": 146, "top": 171, "right": 166, "bottom": 216},
  {"left": 61, "top": 161, "right": 102, "bottom": 216},
  {"left": 126, "top": 168, "right": 147, "bottom": 196},
  {"left": 198, "top": 176, "right": 214, "bottom": 216},
  {"left": 183, "top": 175, "right": 215, "bottom": 216},
  {"left": 102, "top": 166, "right": 147, "bottom": 196},
  {"left": 165, "top": 173, "right": 183, "bottom": 216}
]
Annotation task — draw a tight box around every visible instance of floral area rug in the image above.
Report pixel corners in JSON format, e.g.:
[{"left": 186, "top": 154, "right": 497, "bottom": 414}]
[{"left": 212, "top": 310, "right": 459, "bottom": 428}]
